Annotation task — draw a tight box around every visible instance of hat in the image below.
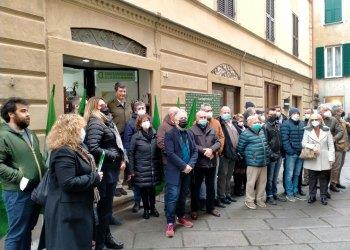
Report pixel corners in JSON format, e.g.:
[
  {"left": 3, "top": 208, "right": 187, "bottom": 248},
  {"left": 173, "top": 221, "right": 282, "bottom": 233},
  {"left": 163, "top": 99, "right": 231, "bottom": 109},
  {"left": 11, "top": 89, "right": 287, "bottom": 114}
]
[
  {"left": 245, "top": 101, "right": 255, "bottom": 109},
  {"left": 289, "top": 107, "right": 300, "bottom": 116}
]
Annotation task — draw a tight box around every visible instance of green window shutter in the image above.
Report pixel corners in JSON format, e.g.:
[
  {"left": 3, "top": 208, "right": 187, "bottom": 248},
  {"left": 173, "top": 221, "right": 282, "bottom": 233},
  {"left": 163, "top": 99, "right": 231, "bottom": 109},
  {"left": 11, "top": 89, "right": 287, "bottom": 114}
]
[
  {"left": 316, "top": 47, "right": 325, "bottom": 79},
  {"left": 343, "top": 43, "right": 350, "bottom": 77},
  {"left": 325, "top": 0, "right": 342, "bottom": 24}
]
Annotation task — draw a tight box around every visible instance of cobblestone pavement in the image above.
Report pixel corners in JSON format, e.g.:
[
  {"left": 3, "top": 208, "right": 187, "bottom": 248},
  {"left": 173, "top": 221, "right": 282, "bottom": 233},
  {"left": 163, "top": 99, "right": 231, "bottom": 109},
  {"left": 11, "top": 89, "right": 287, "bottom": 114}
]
[{"left": 110, "top": 153, "right": 350, "bottom": 250}]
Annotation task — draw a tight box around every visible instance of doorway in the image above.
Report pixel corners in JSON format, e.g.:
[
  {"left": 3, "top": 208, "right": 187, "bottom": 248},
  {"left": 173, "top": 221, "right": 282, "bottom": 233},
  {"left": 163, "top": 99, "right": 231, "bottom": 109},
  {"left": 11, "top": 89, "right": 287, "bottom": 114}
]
[
  {"left": 265, "top": 82, "right": 279, "bottom": 108},
  {"left": 212, "top": 83, "right": 241, "bottom": 114}
]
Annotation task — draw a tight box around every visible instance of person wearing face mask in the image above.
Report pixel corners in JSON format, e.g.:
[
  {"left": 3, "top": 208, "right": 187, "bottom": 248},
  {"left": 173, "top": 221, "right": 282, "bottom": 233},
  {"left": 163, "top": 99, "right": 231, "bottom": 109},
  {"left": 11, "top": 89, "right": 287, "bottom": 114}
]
[
  {"left": 319, "top": 104, "right": 344, "bottom": 194},
  {"left": 190, "top": 111, "right": 221, "bottom": 218},
  {"left": 84, "top": 97, "right": 125, "bottom": 250},
  {"left": 164, "top": 109, "right": 198, "bottom": 237},
  {"left": 274, "top": 105, "right": 288, "bottom": 125},
  {"left": 301, "top": 108, "right": 313, "bottom": 187},
  {"left": 302, "top": 114, "right": 335, "bottom": 205},
  {"left": 217, "top": 106, "right": 239, "bottom": 205},
  {"left": 45, "top": 114, "right": 103, "bottom": 249},
  {"left": 129, "top": 114, "right": 161, "bottom": 219},
  {"left": 237, "top": 115, "right": 271, "bottom": 209},
  {"left": 280, "top": 107, "right": 306, "bottom": 202},
  {"left": 124, "top": 101, "right": 147, "bottom": 213}
]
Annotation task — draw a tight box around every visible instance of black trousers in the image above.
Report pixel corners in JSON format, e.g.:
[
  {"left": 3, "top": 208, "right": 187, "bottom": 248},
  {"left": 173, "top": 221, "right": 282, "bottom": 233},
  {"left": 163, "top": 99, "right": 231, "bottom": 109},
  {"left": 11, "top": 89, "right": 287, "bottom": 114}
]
[
  {"left": 192, "top": 167, "right": 216, "bottom": 212},
  {"left": 140, "top": 186, "right": 156, "bottom": 211},
  {"left": 309, "top": 170, "right": 330, "bottom": 199},
  {"left": 298, "top": 167, "right": 303, "bottom": 193}
]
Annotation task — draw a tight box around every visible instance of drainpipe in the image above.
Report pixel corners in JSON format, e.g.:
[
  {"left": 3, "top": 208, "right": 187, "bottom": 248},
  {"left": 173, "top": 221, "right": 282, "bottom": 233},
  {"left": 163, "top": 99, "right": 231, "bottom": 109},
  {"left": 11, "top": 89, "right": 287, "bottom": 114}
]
[{"left": 310, "top": 0, "right": 316, "bottom": 109}]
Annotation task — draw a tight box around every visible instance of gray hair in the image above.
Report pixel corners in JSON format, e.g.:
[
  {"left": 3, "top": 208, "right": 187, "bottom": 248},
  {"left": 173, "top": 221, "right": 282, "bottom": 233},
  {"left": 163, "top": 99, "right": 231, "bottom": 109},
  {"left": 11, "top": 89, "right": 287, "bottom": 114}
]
[
  {"left": 168, "top": 107, "right": 180, "bottom": 116},
  {"left": 174, "top": 109, "right": 187, "bottom": 121},
  {"left": 318, "top": 103, "right": 331, "bottom": 112},
  {"left": 196, "top": 110, "right": 207, "bottom": 118},
  {"left": 246, "top": 114, "right": 259, "bottom": 126},
  {"left": 200, "top": 103, "right": 212, "bottom": 111}
]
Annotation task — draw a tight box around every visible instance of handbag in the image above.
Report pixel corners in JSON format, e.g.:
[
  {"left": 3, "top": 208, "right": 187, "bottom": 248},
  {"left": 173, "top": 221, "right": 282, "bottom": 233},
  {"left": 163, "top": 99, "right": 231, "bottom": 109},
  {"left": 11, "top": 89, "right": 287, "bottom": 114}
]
[
  {"left": 299, "top": 148, "right": 317, "bottom": 160},
  {"left": 31, "top": 168, "right": 51, "bottom": 206}
]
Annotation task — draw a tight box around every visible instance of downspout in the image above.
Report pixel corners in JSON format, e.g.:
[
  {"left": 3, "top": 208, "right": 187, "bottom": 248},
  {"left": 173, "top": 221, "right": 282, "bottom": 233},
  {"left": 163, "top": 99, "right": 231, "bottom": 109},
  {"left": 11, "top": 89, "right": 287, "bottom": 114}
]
[{"left": 310, "top": 0, "right": 315, "bottom": 109}]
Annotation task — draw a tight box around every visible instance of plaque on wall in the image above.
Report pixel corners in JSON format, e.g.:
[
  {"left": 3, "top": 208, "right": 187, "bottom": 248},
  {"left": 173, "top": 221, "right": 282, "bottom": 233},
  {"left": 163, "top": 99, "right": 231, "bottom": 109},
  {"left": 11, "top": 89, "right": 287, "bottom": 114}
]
[{"left": 185, "top": 93, "right": 222, "bottom": 117}]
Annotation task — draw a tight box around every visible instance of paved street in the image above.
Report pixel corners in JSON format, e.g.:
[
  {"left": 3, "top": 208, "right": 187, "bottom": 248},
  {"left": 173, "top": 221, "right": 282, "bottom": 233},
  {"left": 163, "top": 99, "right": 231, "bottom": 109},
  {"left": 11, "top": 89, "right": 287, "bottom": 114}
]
[{"left": 110, "top": 153, "right": 350, "bottom": 250}]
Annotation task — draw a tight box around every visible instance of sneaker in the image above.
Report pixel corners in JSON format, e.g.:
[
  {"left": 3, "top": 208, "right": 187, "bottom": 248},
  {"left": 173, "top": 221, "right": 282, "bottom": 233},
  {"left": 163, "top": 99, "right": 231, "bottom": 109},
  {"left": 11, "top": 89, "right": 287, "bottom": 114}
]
[
  {"left": 336, "top": 184, "right": 346, "bottom": 189},
  {"left": 294, "top": 194, "right": 306, "bottom": 201},
  {"left": 117, "top": 187, "right": 128, "bottom": 196},
  {"left": 256, "top": 201, "right": 267, "bottom": 208},
  {"left": 266, "top": 197, "right": 277, "bottom": 205},
  {"left": 178, "top": 217, "right": 193, "bottom": 228},
  {"left": 245, "top": 201, "right": 257, "bottom": 210},
  {"left": 274, "top": 194, "right": 287, "bottom": 202},
  {"left": 286, "top": 195, "right": 296, "bottom": 202},
  {"left": 165, "top": 223, "right": 175, "bottom": 238}
]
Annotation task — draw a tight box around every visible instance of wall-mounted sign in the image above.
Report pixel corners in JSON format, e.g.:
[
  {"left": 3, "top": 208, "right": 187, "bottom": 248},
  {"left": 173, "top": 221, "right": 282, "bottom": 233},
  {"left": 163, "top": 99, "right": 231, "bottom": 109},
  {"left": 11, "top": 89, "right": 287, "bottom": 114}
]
[
  {"left": 185, "top": 92, "right": 222, "bottom": 117},
  {"left": 95, "top": 70, "right": 137, "bottom": 83}
]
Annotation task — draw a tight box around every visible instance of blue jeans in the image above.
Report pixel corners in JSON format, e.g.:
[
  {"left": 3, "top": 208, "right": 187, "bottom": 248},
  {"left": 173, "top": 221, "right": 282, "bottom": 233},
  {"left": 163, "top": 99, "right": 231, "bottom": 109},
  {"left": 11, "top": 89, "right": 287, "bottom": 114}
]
[
  {"left": 2, "top": 190, "right": 40, "bottom": 250},
  {"left": 284, "top": 154, "right": 304, "bottom": 196},
  {"left": 266, "top": 157, "right": 282, "bottom": 198},
  {"left": 164, "top": 174, "right": 191, "bottom": 224},
  {"left": 133, "top": 185, "right": 141, "bottom": 204}
]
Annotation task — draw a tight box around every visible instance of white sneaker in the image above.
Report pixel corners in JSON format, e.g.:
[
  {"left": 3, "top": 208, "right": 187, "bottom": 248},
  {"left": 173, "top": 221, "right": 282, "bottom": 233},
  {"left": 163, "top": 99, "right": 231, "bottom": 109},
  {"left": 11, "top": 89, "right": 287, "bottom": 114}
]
[
  {"left": 245, "top": 201, "right": 257, "bottom": 210},
  {"left": 286, "top": 195, "right": 296, "bottom": 202}
]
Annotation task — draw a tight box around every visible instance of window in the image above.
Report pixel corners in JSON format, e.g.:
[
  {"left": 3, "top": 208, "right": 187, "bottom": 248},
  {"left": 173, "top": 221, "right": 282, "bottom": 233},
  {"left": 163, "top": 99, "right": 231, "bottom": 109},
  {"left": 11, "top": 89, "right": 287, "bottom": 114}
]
[
  {"left": 212, "top": 84, "right": 240, "bottom": 114},
  {"left": 266, "top": 0, "right": 275, "bottom": 42},
  {"left": 325, "top": 46, "right": 342, "bottom": 78},
  {"left": 264, "top": 82, "right": 279, "bottom": 108},
  {"left": 325, "top": 0, "right": 342, "bottom": 24},
  {"left": 217, "top": 0, "right": 235, "bottom": 19},
  {"left": 292, "top": 13, "right": 299, "bottom": 57}
]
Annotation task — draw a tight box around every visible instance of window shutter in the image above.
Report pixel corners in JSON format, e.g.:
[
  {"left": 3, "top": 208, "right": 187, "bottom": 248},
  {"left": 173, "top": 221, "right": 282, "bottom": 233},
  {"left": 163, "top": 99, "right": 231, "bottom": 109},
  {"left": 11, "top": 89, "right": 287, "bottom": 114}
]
[
  {"left": 343, "top": 43, "right": 350, "bottom": 77},
  {"left": 325, "top": 0, "right": 342, "bottom": 23},
  {"left": 217, "top": 0, "right": 225, "bottom": 13},
  {"left": 227, "top": 0, "right": 235, "bottom": 19},
  {"left": 334, "top": 0, "right": 342, "bottom": 22},
  {"left": 316, "top": 47, "right": 325, "bottom": 79}
]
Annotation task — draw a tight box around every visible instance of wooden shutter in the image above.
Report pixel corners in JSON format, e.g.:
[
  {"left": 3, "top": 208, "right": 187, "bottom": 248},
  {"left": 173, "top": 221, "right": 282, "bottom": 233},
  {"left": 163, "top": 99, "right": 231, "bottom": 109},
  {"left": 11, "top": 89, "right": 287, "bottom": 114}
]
[
  {"left": 293, "top": 14, "right": 299, "bottom": 56},
  {"left": 343, "top": 43, "right": 350, "bottom": 77},
  {"left": 316, "top": 47, "right": 325, "bottom": 79},
  {"left": 325, "top": 0, "right": 342, "bottom": 24},
  {"left": 266, "top": 0, "right": 275, "bottom": 42}
]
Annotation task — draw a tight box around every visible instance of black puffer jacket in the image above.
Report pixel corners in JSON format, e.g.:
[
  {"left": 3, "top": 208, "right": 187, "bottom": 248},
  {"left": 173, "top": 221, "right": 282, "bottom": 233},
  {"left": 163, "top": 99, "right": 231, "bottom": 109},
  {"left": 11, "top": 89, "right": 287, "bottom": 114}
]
[
  {"left": 129, "top": 129, "right": 161, "bottom": 188},
  {"left": 265, "top": 121, "right": 282, "bottom": 161}
]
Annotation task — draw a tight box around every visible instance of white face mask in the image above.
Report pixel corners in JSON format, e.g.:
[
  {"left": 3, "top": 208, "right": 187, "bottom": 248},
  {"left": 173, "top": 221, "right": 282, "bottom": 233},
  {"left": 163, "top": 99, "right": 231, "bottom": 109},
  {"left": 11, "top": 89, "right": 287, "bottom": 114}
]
[
  {"left": 323, "top": 111, "right": 332, "bottom": 118},
  {"left": 276, "top": 112, "right": 281, "bottom": 117},
  {"left": 305, "top": 114, "right": 311, "bottom": 119},
  {"left": 207, "top": 112, "right": 213, "bottom": 119},
  {"left": 137, "top": 109, "right": 146, "bottom": 116},
  {"left": 291, "top": 114, "right": 300, "bottom": 121},
  {"left": 80, "top": 128, "right": 86, "bottom": 143},
  {"left": 311, "top": 120, "right": 320, "bottom": 127},
  {"left": 141, "top": 121, "right": 151, "bottom": 130},
  {"left": 238, "top": 121, "right": 244, "bottom": 127}
]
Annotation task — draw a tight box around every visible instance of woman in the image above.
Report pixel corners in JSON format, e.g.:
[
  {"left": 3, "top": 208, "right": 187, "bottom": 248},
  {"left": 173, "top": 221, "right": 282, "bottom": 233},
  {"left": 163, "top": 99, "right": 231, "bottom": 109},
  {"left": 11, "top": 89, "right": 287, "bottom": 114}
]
[
  {"left": 302, "top": 113, "right": 335, "bottom": 205},
  {"left": 45, "top": 114, "right": 103, "bottom": 249},
  {"left": 129, "top": 114, "right": 161, "bottom": 219},
  {"left": 233, "top": 114, "right": 246, "bottom": 196},
  {"left": 84, "top": 97, "right": 125, "bottom": 250}
]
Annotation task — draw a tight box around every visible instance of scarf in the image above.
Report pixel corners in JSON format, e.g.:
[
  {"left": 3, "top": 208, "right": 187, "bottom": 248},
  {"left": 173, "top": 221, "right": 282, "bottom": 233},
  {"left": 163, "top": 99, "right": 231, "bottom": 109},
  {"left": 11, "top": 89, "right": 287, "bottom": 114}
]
[{"left": 107, "top": 118, "right": 128, "bottom": 163}]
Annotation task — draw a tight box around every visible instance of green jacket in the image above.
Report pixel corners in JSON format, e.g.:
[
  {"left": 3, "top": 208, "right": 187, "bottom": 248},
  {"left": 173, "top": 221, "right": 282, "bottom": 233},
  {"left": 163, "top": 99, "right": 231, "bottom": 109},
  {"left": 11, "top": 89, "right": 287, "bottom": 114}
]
[{"left": 0, "top": 123, "right": 46, "bottom": 191}]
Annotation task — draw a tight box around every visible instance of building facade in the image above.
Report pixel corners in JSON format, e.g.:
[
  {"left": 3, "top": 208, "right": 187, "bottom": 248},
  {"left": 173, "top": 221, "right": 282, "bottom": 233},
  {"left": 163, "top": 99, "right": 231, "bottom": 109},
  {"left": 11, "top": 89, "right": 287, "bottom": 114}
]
[
  {"left": 314, "top": 0, "right": 350, "bottom": 112},
  {"left": 0, "top": 0, "right": 313, "bottom": 143}
]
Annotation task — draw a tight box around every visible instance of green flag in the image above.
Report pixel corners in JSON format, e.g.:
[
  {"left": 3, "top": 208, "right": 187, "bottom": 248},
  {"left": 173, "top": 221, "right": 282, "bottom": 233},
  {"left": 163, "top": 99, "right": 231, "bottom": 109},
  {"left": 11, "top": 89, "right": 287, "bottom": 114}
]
[
  {"left": 176, "top": 97, "right": 181, "bottom": 108},
  {"left": 78, "top": 88, "right": 87, "bottom": 116},
  {"left": 45, "top": 85, "right": 57, "bottom": 135},
  {"left": 186, "top": 98, "right": 197, "bottom": 129},
  {"left": 152, "top": 96, "right": 161, "bottom": 131}
]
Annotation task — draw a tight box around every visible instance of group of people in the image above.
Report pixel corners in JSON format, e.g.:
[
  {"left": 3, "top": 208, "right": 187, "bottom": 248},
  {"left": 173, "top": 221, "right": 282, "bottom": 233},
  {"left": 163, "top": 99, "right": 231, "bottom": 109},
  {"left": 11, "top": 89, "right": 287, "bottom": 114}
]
[{"left": 1, "top": 82, "right": 349, "bottom": 249}]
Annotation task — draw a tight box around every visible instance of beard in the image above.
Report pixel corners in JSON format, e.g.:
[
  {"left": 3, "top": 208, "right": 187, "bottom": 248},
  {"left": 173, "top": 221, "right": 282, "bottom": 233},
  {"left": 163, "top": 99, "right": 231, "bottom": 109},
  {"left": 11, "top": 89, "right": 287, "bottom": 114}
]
[{"left": 14, "top": 115, "right": 30, "bottom": 129}]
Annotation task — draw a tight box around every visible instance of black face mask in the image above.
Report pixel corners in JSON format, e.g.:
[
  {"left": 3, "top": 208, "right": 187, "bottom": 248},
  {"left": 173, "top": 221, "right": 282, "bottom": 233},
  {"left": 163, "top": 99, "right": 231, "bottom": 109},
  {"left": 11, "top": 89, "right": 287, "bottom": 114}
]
[
  {"left": 341, "top": 111, "right": 345, "bottom": 117},
  {"left": 268, "top": 114, "right": 277, "bottom": 123},
  {"left": 100, "top": 106, "right": 110, "bottom": 116},
  {"left": 178, "top": 120, "right": 188, "bottom": 129}
]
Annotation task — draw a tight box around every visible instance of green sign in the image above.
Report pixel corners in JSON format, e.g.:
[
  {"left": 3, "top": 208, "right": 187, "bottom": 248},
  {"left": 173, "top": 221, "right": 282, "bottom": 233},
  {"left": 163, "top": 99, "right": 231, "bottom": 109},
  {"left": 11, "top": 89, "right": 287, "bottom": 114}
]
[
  {"left": 95, "top": 70, "right": 137, "bottom": 83},
  {"left": 185, "top": 92, "right": 222, "bottom": 117}
]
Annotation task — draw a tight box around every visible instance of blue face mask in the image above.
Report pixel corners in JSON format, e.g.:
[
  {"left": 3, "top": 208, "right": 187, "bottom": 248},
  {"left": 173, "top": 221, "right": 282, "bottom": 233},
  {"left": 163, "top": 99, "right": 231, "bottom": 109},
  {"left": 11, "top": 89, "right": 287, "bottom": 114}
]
[
  {"left": 251, "top": 123, "right": 262, "bottom": 133},
  {"left": 221, "top": 113, "right": 231, "bottom": 121},
  {"left": 198, "top": 119, "right": 208, "bottom": 128}
]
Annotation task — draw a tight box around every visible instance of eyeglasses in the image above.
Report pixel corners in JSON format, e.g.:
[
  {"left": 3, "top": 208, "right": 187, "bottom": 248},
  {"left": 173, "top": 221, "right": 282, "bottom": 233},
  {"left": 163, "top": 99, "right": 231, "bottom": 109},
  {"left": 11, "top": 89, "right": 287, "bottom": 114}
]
[{"left": 199, "top": 116, "right": 207, "bottom": 119}]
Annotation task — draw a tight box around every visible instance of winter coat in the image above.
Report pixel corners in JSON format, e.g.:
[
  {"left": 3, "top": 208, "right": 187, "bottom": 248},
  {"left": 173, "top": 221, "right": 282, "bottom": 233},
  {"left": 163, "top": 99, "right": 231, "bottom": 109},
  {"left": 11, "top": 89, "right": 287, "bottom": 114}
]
[
  {"left": 265, "top": 121, "right": 282, "bottom": 161},
  {"left": 302, "top": 126, "right": 335, "bottom": 171},
  {"left": 218, "top": 117, "right": 238, "bottom": 160},
  {"left": 123, "top": 113, "right": 138, "bottom": 151},
  {"left": 280, "top": 119, "right": 305, "bottom": 156},
  {"left": 108, "top": 99, "right": 131, "bottom": 135},
  {"left": 157, "top": 115, "right": 177, "bottom": 164},
  {"left": 164, "top": 127, "right": 198, "bottom": 185},
  {"left": 237, "top": 128, "right": 271, "bottom": 167},
  {"left": 190, "top": 124, "right": 221, "bottom": 168},
  {"left": 129, "top": 130, "right": 161, "bottom": 188},
  {"left": 323, "top": 116, "right": 344, "bottom": 144},
  {"left": 210, "top": 118, "right": 225, "bottom": 154},
  {"left": 45, "top": 146, "right": 100, "bottom": 250}
]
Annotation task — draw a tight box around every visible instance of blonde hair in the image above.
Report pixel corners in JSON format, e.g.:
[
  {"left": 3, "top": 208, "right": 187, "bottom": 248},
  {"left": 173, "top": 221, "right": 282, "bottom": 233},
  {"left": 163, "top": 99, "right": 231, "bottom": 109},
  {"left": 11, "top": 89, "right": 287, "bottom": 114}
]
[
  {"left": 83, "top": 96, "right": 106, "bottom": 123},
  {"left": 47, "top": 114, "right": 86, "bottom": 150}
]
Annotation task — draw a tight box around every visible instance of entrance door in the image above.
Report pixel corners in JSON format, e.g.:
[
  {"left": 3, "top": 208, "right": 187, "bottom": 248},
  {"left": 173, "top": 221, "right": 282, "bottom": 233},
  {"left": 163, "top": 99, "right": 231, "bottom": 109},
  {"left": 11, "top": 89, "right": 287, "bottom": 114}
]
[
  {"left": 265, "top": 82, "right": 279, "bottom": 108},
  {"left": 212, "top": 83, "right": 241, "bottom": 114},
  {"left": 292, "top": 95, "right": 302, "bottom": 109}
]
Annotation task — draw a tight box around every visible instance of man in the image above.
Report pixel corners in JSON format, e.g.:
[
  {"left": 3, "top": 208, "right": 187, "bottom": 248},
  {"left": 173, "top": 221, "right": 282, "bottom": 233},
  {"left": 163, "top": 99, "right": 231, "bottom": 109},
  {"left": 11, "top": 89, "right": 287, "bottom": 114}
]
[
  {"left": 217, "top": 106, "right": 239, "bottom": 205},
  {"left": 124, "top": 100, "right": 146, "bottom": 213},
  {"left": 0, "top": 97, "right": 46, "bottom": 249},
  {"left": 264, "top": 108, "right": 286, "bottom": 205},
  {"left": 331, "top": 105, "right": 348, "bottom": 190},
  {"left": 281, "top": 107, "right": 305, "bottom": 202},
  {"left": 237, "top": 115, "right": 270, "bottom": 209},
  {"left": 190, "top": 111, "right": 221, "bottom": 218},
  {"left": 164, "top": 109, "right": 198, "bottom": 238},
  {"left": 301, "top": 108, "right": 313, "bottom": 187},
  {"left": 274, "top": 105, "right": 288, "bottom": 125},
  {"left": 319, "top": 104, "right": 344, "bottom": 193}
]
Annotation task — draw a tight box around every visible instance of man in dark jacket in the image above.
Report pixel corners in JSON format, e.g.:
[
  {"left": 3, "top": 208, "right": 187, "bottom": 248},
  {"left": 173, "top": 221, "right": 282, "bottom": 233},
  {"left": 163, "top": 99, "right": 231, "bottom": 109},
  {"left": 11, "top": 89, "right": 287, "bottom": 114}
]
[
  {"left": 190, "top": 111, "right": 221, "bottom": 218},
  {"left": 265, "top": 108, "right": 286, "bottom": 205},
  {"left": 217, "top": 106, "right": 239, "bottom": 205},
  {"left": 274, "top": 105, "right": 288, "bottom": 125},
  {"left": 281, "top": 107, "right": 305, "bottom": 202},
  {"left": 0, "top": 97, "right": 45, "bottom": 249},
  {"left": 238, "top": 114, "right": 270, "bottom": 210},
  {"left": 164, "top": 109, "right": 198, "bottom": 238}
]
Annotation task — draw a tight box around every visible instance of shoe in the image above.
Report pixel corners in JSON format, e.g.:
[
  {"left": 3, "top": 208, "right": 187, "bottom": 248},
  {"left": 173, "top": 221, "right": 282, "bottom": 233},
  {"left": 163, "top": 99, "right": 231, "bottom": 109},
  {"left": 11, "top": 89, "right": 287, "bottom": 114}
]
[
  {"left": 165, "top": 223, "right": 175, "bottom": 238},
  {"left": 298, "top": 190, "right": 306, "bottom": 196},
  {"left": 220, "top": 197, "right": 231, "bottom": 205},
  {"left": 330, "top": 185, "right": 340, "bottom": 192},
  {"left": 190, "top": 211, "right": 198, "bottom": 220},
  {"left": 266, "top": 197, "right": 277, "bottom": 205},
  {"left": 178, "top": 216, "right": 193, "bottom": 228},
  {"left": 208, "top": 208, "right": 221, "bottom": 217},
  {"left": 117, "top": 187, "right": 128, "bottom": 196},
  {"left": 199, "top": 199, "right": 206, "bottom": 211},
  {"left": 132, "top": 203, "right": 140, "bottom": 213},
  {"left": 105, "top": 233, "right": 124, "bottom": 249},
  {"left": 226, "top": 196, "right": 237, "bottom": 202},
  {"left": 143, "top": 210, "right": 150, "bottom": 219},
  {"left": 320, "top": 198, "right": 328, "bottom": 205},
  {"left": 274, "top": 194, "right": 287, "bottom": 202},
  {"left": 150, "top": 208, "right": 160, "bottom": 217},
  {"left": 114, "top": 189, "right": 122, "bottom": 197},
  {"left": 336, "top": 184, "right": 346, "bottom": 189},
  {"left": 294, "top": 194, "right": 307, "bottom": 201},
  {"left": 215, "top": 199, "right": 226, "bottom": 208},
  {"left": 110, "top": 215, "right": 123, "bottom": 226},
  {"left": 256, "top": 201, "right": 267, "bottom": 208},
  {"left": 308, "top": 197, "right": 316, "bottom": 203},
  {"left": 326, "top": 192, "right": 332, "bottom": 199},
  {"left": 286, "top": 196, "right": 296, "bottom": 202},
  {"left": 245, "top": 201, "right": 257, "bottom": 210}
]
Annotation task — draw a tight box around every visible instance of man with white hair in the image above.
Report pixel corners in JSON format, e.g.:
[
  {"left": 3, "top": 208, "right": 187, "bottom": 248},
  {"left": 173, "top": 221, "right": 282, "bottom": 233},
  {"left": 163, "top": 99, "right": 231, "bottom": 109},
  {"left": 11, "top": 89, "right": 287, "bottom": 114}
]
[{"left": 237, "top": 115, "right": 270, "bottom": 209}]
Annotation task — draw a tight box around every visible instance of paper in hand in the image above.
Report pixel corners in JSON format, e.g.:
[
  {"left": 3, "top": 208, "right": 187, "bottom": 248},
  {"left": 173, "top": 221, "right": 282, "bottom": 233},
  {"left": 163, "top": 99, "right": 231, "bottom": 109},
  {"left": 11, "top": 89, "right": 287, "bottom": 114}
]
[{"left": 19, "top": 177, "right": 29, "bottom": 191}]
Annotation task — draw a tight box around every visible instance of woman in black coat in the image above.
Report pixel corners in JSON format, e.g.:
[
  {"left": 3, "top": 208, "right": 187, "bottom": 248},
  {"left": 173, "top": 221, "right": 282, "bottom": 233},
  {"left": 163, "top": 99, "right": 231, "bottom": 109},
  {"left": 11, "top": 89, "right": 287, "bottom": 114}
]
[
  {"left": 129, "top": 114, "right": 161, "bottom": 219},
  {"left": 45, "top": 114, "right": 102, "bottom": 250},
  {"left": 84, "top": 97, "right": 125, "bottom": 250}
]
